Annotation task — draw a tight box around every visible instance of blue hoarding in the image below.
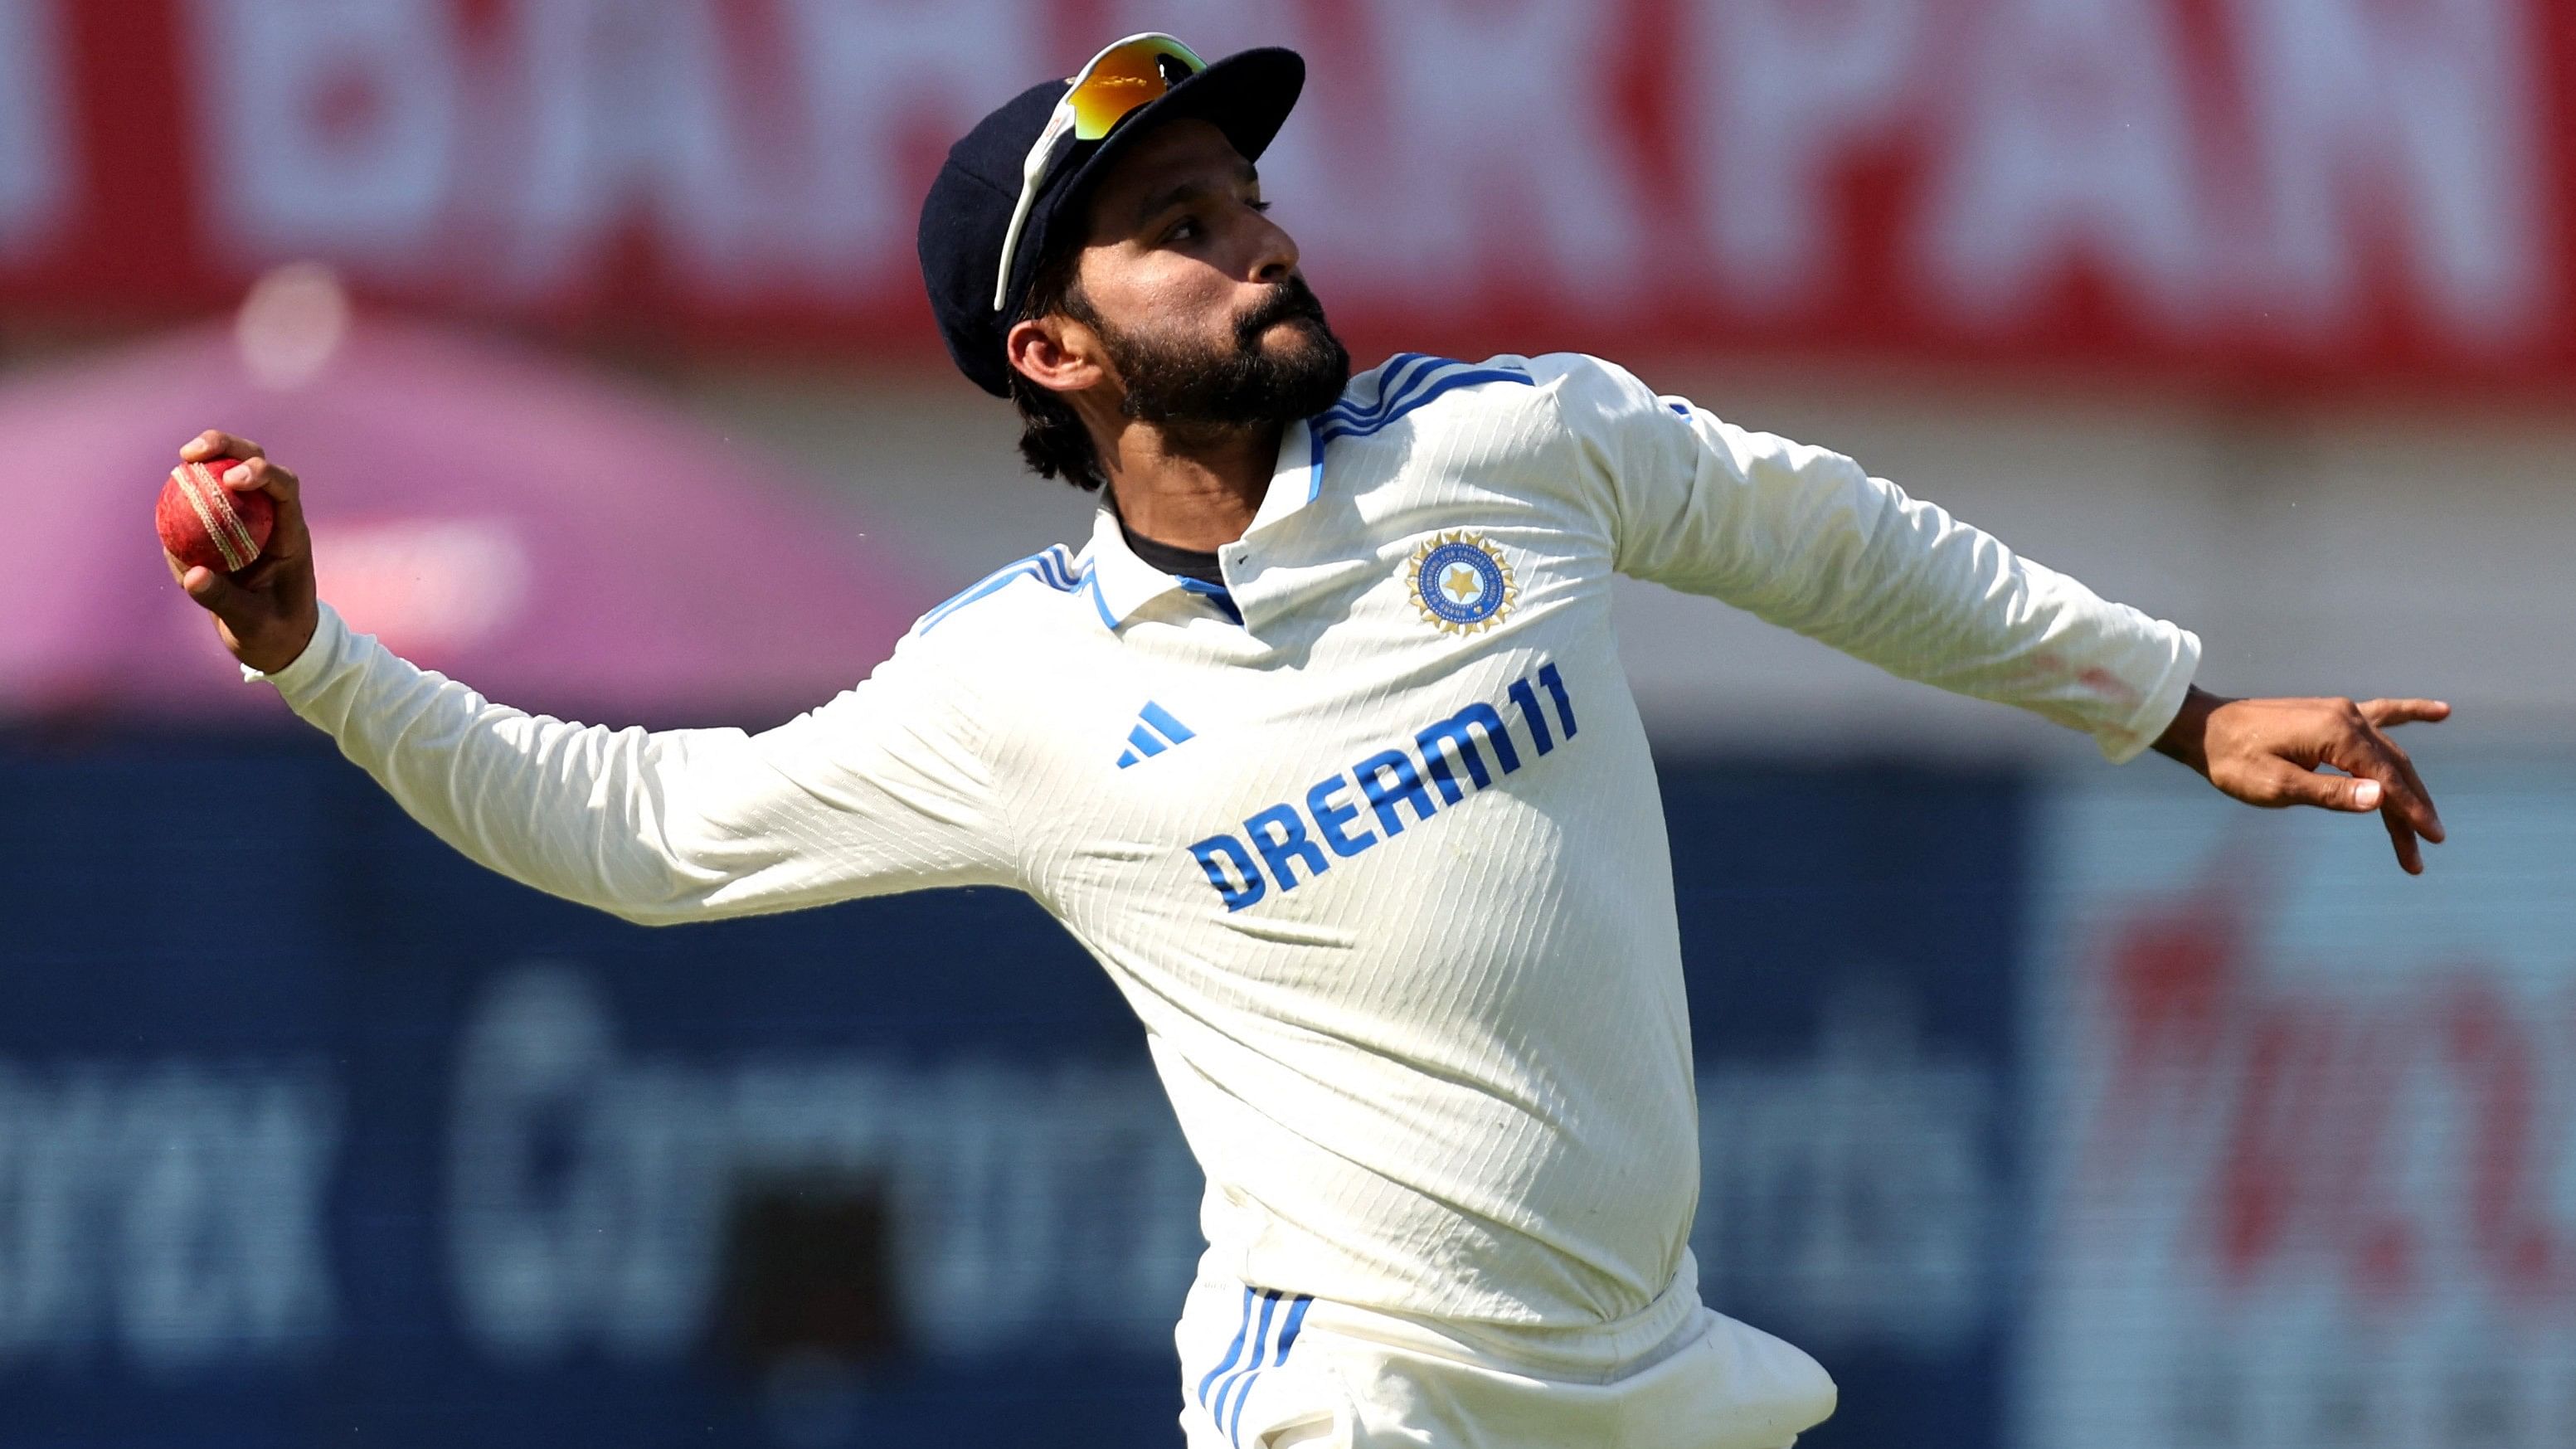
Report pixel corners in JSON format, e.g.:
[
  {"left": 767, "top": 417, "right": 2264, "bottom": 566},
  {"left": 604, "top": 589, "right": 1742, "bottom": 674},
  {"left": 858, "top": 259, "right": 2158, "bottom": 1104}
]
[{"left": 0, "top": 736, "right": 2021, "bottom": 1447}]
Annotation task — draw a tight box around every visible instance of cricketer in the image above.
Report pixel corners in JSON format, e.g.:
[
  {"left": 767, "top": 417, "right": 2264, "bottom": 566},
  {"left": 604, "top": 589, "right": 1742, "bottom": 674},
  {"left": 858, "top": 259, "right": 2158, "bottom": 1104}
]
[{"left": 168, "top": 35, "right": 2447, "bottom": 1449}]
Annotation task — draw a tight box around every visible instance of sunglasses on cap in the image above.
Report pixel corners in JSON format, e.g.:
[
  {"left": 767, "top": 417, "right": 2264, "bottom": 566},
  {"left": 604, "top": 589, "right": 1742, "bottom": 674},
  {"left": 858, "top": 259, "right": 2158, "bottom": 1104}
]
[{"left": 990, "top": 32, "right": 1208, "bottom": 313}]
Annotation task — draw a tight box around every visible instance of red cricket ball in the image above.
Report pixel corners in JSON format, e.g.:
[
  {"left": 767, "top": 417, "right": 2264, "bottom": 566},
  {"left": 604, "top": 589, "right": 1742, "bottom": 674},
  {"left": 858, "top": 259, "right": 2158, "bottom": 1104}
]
[{"left": 157, "top": 457, "right": 275, "bottom": 575}]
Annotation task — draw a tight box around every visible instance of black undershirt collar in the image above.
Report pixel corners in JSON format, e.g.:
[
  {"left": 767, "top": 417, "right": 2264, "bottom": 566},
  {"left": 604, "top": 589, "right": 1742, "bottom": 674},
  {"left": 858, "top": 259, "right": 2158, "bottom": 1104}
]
[
  {"left": 1108, "top": 494, "right": 1229, "bottom": 590},
  {"left": 1118, "top": 522, "right": 1227, "bottom": 589}
]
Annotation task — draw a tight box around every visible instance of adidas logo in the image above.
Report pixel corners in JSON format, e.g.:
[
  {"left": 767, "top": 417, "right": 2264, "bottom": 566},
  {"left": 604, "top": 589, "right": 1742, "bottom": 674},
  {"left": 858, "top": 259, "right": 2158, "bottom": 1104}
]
[{"left": 1115, "top": 702, "right": 1197, "bottom": 769}]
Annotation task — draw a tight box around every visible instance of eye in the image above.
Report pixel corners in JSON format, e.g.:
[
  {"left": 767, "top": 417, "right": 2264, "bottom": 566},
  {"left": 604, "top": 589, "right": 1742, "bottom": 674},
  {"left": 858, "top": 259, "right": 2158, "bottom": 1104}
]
[
  {"left": 1165, "top": 216, "right": 1200, "bottom": 243},
  {"left": 1247, "top": 200, "right": 1272, "bottom": 215}
]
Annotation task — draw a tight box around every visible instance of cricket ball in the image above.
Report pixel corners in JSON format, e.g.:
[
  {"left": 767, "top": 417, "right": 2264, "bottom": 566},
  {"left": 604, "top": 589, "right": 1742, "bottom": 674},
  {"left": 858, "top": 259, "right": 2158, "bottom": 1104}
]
[{"left": 157, "top": 457, "right": 275, "bottom": 575}]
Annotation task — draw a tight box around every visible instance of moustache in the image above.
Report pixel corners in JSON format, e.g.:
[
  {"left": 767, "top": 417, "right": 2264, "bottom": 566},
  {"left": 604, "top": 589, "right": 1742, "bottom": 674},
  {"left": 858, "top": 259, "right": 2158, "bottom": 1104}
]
[{"left": 1233, "top": 279, "right": 1330, "bottom": 348}]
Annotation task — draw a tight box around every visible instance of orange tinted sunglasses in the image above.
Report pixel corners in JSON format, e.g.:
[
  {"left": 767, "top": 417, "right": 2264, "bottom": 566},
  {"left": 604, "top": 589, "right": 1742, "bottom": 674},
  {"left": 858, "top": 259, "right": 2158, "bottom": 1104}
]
[{"left": 992, "top": 33, "right": 1208, "bottom": 312}]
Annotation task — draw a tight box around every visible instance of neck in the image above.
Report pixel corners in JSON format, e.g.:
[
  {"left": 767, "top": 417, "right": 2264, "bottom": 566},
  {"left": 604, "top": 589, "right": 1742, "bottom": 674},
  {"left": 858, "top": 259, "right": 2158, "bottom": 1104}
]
[{"left": 1092, "top": 415, "right": 1282, "bottom": 552}]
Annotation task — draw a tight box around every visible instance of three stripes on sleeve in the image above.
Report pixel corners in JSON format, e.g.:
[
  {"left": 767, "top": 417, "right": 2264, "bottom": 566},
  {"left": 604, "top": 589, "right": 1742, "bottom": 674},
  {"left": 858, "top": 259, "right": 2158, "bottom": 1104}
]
[{"left": 1196, "top": 1287, "right": 1315, "bottom": 1447}]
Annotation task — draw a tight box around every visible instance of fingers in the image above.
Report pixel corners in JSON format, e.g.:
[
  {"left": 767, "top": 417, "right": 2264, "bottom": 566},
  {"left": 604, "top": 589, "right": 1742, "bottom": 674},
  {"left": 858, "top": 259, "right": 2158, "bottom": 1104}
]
[
  {"left": 175, "top": 432, "right": 301, "bottom": 526},
  {"left": 2382, "top": 805, "right": 2425, "bottom": 876},
  {"left": 216, "top": 454, "right": 300, "bottom": 507},
  {"left": 2325, "top": 710, "right": 2444, "bottom": 844},
  {"left": 216, "top": 454, "right": 310, "bottom": 561},
  {"left": 2315, "top": 702, "right": 2441, "bottom": 874},
  {"left": 2360, "top": 698, "right": 2452, "bottom": 729},
  {"left": 2256, "top": 760, "right": 2384, "bottom": 813},
  {"left": 2253, "top": 760, "right": 2428, "bottom": 873},
  {"left": 2202, "top": 693, "right": 2449, "bottom": 877},
  {"left": 2365, "top": 721, "right": 2442, "bottom": 843},
  {"left": 181, "top": 430, "right": 265, "bottom": 464},
  {"left": 179, "top": 563, "right": 239, "bottom": 613},
  {"left": 231, "top": 554, "right": 289, "bottom": 590},
  {"left": 179, "top": 433, "right": 304, "bottom": 539}
]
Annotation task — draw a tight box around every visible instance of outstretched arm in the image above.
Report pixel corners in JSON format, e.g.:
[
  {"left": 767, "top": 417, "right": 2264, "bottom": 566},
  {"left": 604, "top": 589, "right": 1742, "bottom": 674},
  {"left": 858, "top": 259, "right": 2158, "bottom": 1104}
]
[
  {"left": 1549, "top": 359, "right": 2195, "bottom": 762},
  {"left": 166, "top": 433, "right": 1018, "bottom": 921},
  {"left": 1539, "top": 359, "right": 2450, "bottom": 876},
  {"left": 2151, "top": 687, "right": 2449, "bottom": 874}
]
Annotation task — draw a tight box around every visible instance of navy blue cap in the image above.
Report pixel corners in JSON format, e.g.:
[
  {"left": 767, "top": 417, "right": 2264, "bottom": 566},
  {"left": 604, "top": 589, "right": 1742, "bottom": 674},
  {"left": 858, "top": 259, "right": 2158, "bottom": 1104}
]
[{"left": 917, "top": 46, "right": 1305, "bottom": 397}]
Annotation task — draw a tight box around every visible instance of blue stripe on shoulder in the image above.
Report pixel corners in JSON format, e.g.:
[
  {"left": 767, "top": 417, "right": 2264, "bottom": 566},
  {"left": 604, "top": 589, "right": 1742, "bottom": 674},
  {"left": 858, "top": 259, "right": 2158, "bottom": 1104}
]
[
  {"left": 1314, "top": 364, "right": 1533, "bottom": 445},
  {"left": 1031, "top": 548, "right": 1078, "bottom": 591},
  {"left": 1321, "top": 353, "right": 1458, "bottom": 428},
  {"left": 1346, "top": 353, "right": 1529, "bottom": 420},
  {"left": 916, "top": 546, "right": 1083, "bottom": 634},
  {"left": 1320, "top": 352, "right": 1437, "bottom": 426}
]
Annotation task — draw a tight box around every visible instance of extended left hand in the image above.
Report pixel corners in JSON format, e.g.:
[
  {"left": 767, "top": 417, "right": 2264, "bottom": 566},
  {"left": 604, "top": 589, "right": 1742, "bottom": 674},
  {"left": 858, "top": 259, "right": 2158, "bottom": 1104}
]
[{"left": 2154, "top": 688, "right": 2449, "bottom": 874}]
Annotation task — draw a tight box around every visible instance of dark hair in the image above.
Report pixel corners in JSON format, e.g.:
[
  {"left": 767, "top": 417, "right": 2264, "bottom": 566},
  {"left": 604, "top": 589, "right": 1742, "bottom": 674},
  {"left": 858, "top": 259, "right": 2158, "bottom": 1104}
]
[{"left": 1006, "top": 238, "right": 1108, "bottom": 492}]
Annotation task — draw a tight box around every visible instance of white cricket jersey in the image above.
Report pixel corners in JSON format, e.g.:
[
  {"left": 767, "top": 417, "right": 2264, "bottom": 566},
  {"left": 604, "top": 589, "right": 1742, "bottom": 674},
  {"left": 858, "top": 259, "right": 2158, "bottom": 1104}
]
[{"left": 259, "top": 351, "right": 2198, "bottom": 1354}]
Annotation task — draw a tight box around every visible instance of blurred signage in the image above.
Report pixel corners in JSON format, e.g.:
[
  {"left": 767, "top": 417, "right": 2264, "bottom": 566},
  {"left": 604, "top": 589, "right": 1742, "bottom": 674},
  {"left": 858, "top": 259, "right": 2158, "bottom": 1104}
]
[
  {"left": 1, "top": 0, "right": 2570, "bottom": 383},
  {"left": 2021, "top": 775, "right": 2576, "bottom": 1449},
  {"left": 0, "top": 1061, "right": 338, "bottom": 1371},
  {"left": 0, "top": 962, "right": 2010, "bottom": 1444},
  {"left": 1692, "top": 979, "right": 2001, "bottom": 1358},
  {"left": 1662, "top": 765, "right": 2027, "bottom": 1449},
  {"left": 2, "top": 741, "right": 2030, "bottom": 1447},
  {"left": 440, "top": 965, "right": 1206, "bottom": 1364}
]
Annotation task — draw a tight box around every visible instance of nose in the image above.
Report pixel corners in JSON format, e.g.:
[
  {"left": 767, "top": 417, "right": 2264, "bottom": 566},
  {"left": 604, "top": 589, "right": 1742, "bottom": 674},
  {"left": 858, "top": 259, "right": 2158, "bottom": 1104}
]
[{"left": 1247, "top": 207, "right": 1298, "bottom": 284}]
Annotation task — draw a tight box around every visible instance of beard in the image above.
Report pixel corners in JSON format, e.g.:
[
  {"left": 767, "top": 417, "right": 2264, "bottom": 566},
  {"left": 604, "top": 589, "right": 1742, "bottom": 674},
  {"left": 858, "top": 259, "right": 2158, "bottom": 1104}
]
[{"left": 1082, "top": 275, "right": 1352, "bottom": 432}]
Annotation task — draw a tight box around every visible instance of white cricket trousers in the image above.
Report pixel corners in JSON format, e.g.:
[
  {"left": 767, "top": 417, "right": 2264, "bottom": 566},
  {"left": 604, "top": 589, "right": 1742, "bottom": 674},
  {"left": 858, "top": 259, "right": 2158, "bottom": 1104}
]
[{"left": 1174, "top": 1258, "right": 1836, "bottom": 1449}]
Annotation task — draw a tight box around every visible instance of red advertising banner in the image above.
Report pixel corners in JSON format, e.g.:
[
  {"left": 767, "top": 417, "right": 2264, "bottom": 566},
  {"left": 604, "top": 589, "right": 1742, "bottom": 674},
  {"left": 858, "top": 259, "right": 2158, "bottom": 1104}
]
[
  {"left": 4, "top": 0, "right": 2574, "bottom": 386},
  {"left": 2027, "top": 776, "right": 2576, "bottom": 1448}
]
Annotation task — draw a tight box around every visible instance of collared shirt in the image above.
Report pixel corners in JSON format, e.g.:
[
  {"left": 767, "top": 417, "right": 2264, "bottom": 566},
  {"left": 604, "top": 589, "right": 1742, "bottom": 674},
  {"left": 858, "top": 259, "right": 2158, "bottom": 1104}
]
[{"left": 260, "top": 352, "right": 2198, "bottom": 1344}]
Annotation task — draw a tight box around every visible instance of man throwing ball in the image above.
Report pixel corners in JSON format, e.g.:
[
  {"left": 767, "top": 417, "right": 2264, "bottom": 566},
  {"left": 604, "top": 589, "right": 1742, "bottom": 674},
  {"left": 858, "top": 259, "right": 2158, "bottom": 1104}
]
[{"left": 170, "top": 34, "right": 2447, "bottom": 1449}]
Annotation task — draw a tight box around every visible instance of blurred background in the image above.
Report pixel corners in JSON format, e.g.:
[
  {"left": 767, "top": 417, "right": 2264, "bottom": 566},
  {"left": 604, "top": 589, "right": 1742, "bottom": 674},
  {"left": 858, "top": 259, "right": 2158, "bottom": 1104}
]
[{"left": 3, "top": 2, "right": 2573, "bottom": 1446}]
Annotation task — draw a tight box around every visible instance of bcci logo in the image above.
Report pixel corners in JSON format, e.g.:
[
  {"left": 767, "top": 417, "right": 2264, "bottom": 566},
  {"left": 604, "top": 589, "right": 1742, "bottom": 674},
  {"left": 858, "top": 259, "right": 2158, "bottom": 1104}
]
[{"left": 1407, "top": 531, "right": 1516, "bottom": 635}]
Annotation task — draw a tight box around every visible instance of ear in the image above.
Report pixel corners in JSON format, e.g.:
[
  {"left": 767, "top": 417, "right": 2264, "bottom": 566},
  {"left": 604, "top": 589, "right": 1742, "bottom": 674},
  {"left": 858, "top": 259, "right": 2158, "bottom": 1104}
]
[{"left": 1004, "top": 314, "right": 1108, "bottom": 396}]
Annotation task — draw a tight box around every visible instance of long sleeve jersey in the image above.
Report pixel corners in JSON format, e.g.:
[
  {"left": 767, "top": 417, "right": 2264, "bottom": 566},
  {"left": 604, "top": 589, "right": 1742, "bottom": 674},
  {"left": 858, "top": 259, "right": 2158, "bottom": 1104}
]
[{"left": 259, "top": 352, "right": 2198, "bottom": 1348}]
